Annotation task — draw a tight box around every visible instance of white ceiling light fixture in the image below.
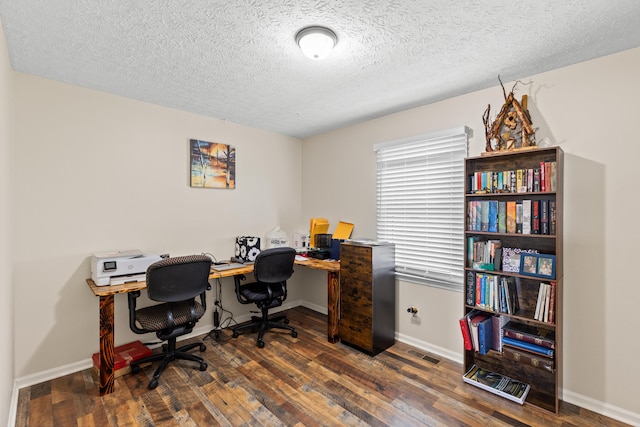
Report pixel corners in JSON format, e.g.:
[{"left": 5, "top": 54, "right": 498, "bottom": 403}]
[{"left": 295, "top": 26, "right": 337, "bottom": 60}]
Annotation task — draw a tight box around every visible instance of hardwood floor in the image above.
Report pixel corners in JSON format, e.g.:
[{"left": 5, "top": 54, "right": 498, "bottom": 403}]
[{"left": 16, "top": 307, "right": 628, "bottom": 426}]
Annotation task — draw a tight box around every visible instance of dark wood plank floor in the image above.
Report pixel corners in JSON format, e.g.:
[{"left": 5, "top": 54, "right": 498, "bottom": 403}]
[{"left": 16, "top": 307, "right": 628, "bottom": 426}]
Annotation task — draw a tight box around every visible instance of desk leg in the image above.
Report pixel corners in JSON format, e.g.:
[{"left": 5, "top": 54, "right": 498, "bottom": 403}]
[
  {"left": 99, "top": 294, "right": 115, "bottom": 395},
  {"left": 327, "top": 271, "right": 340, "bottom": 343}
]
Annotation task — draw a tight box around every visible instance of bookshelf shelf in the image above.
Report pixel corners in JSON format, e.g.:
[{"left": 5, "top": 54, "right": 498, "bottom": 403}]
[{"left": 462, "top": 147, "right": 563, "bottom": 414}]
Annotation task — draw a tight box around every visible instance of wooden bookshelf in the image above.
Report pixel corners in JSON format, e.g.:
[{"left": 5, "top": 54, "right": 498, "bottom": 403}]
[{"left": 462, "top": 147, "right": 563, "bottom": 414}]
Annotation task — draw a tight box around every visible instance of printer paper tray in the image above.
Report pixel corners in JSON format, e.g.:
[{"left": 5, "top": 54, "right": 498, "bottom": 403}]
[{"left": 108, "top": 274, "right": 146, "bottom": 286}]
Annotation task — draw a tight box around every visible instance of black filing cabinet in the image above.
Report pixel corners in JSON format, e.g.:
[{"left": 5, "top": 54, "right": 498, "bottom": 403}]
[{"left": 339, "top": 241, "right": 395, "bottom": 356}]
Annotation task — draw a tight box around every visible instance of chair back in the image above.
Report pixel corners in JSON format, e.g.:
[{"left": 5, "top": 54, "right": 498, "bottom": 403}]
[
  {"left": 253, "top": 247, "right": 296, "bottom": 284},
  {"left": 146, "top": 255, "right": 212, "bottom": 302}
]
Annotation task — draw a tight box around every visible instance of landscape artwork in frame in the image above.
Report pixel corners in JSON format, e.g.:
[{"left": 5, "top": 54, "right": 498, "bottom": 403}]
[{"left": 190, "top": 139, "right": 236, "bottom": 189}]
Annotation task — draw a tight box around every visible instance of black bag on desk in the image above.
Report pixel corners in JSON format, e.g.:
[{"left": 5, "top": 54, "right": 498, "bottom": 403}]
[{"left": 235, "top": 236, "right": 261, "bottom": 262}]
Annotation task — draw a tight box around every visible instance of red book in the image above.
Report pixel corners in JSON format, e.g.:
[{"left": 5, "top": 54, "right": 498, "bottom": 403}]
[
  {"left": 548, "top": 281, "right": 556, "bottom": 324},
  {"left": 459, "top": 315, "right": 473, "bottom": 350},
  {"left": 502, "top": 321, "right": 555, "bottom": 350},
  {"left": 540, "top": 162, "right": 546, "bottom": 192},
  {"left": 532, "top": 200, "right": 540, "bottom": 234}
]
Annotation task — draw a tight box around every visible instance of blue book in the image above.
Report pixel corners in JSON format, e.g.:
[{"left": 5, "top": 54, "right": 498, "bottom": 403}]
[
  {"left": 488, "top": 200, "right": 498, "bottom": 232},
  {"left": 478, "top": 316, "right": 493, "bottom": 355},
  {"left": 502, "top": 336, "right": 554, "bottom": 357}
]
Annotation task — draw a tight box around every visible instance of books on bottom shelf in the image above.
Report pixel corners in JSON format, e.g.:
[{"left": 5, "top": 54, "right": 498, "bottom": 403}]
[{"left": 463, "top": 364, "right": 530, "bottom": 405}]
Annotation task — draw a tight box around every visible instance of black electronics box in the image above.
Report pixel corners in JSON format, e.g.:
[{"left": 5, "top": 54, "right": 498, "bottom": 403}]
[{"left": 307, "top": 248, "right": 331, "bottom": 260}]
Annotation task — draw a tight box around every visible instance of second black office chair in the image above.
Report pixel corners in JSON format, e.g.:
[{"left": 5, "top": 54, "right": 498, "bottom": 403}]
[
  {"left": 128, "top": 254, "right": 212, "bottom": 389},
  {"left": 232, "top": 247, "right": 297, "bottom": 348}
]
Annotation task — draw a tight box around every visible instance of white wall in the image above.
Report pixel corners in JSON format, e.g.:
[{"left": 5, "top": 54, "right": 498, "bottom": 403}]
[
  {"left": 302, "top": 47, "right": 640, "bottom": 422},
  {"left": 0, "top": 20, "right": 14, "bottom": 427},
  {"left": 12, "top": 74, "right": 304, "bottom": 378}
]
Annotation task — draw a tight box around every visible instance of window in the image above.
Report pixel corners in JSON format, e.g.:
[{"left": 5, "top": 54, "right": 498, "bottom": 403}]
[{"left": 375, "top": 127, "right": 470, "bottom": 290}]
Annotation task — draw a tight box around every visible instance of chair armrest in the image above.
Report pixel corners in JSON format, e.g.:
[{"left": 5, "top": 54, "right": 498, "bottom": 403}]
[{"left": 127, "top": 290, "right": 148, "bottom": 334}]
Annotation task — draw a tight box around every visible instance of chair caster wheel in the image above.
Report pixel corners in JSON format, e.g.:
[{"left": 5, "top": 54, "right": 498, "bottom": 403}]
[
  {"left": 199, "top": 343, "right": 206, "bottom": 352},
  {"left": 199, "top": 362, "right": 208, "bottom": 371},
  {"left": 292, "top": 331, "right": 298, "bottom": 338},
  {"left": 232, "top": 331, "right": 239, "bottom": 338},
  {"left": 284, "top": 318, "right": 290, "bottom": 324},
  {"left": 130, "top": 364, "right": 141, "bottom": 374},
  {"left": 257, "top": 340, "right": 265, "bottom": 348},
  {"left": 149, "top": 379, "right": 158, "bottom": 390}
]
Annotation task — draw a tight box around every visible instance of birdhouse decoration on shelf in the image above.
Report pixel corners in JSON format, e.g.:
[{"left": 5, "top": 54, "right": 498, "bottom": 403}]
[{"left": 483, "top": 79, "right": 536, "bottom": 153}]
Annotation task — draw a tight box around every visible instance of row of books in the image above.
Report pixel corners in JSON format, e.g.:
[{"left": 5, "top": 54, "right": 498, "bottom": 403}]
[
  {"left": 467, "top": 238, "right": 502, "bottom": 270},
  {"left": 466, "top": 271, "right": 520, "bottom": 315},
  {"left": 534, "top": 282, "right": 556, "bottom": 323},
  {"left": 467, "top": 199, "right": 557, "bottom": 235},
  {"left": 459, "top": 313, "right": 556, "bottom": 371},
  {"left": 469, "top": 161, "right": 557, "bottom": 194},
  {"left": 459, "top": 310, "right": 503, "bottom": 355}
]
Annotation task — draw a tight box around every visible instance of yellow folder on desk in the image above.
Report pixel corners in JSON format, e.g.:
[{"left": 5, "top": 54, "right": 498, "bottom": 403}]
[
  {"left": 333, "top": 221, "right": 354, "bottom": 240},
  {"left": 310, "top": 218, "right": 329, "bottom": 248}
]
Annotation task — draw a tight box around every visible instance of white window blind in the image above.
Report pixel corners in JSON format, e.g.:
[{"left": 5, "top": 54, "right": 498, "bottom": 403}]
[{"left": 375, "top": 127, "right": 470, "bottom": 290}]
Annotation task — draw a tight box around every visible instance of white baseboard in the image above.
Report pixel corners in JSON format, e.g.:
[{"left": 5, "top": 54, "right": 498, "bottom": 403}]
[
  {"left": 395, "top": 332, "right": 463, "bottom": 365},
  {"left": 562, "top": 390, "right": 640, "bottom": 427},
  {"left": 9, "top": 304, "right": 639, "bottom": 427}
]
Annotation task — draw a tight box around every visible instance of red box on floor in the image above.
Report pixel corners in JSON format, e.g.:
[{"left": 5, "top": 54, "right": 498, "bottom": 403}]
[{"left": 92, "top": 340, "right": 152, "bottom": 377}]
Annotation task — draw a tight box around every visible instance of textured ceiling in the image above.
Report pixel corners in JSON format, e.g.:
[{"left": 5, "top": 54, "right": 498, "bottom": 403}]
[{"left": 1, "top": 1, "right": 640, "bottom": 138}]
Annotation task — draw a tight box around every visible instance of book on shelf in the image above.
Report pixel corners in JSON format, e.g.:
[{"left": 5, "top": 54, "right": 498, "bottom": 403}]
[
  {"left": 463, "top": 364, "right": 530, "bottom": 405},
  {"left": 516, "top": 169, "right": 525, "bottom": 193},
  {"left": 477, "top": 316, "right": 493, "bottom": 355},
  {"left": 497, "top": 201, "right": 507, "bottom": 233},
  {"left": 532, "top": 200, "right": 540, "bottom": 234},
  {"left": 491, "top": 315, "right": 508, "bottom": 352},
  {"left": 481, "top": 200, "right": 490, "bottom": 231},
  {"left": 541, "top": 200, "right": 549, "bottom": 235},
  {"left": 488, "top": 200, "right": 498, "bottom": 233},
  {"left": 548, "top": 281, "right": 556, "bottom": 323},
  {"left": 506, "top": 201, "right": 516, "bottom": 234},
  {"left": 515, "top": 201, "right": 523, "bottom": 234},
  {"left": 522, "top": 200, "right": 531, "bottom": 234},
  {"left": 502, "top": 336, "right": 555, "bottom": 357},
  {"left": 459, "top": 313, "right": 473, "bottom": 351},
  {"left": 503, "top": 276, "right": 519, "bottom": 314},
  {"left": 502, "top": 346, "right": 555, "bottom": 372},
  {"left": 543, "top": 282, "right": 551, "bottom": 322},
  {"left": 549, "top": 201, "right": 557, "bottom": 235},
  {"left": 502, "top": 321, "right": 555, "bottom": 350},
  {"left": 466, "top": 270, "right": 476, "bottom": 306}
]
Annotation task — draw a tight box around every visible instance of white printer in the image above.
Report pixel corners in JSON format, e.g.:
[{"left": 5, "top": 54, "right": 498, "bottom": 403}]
[{"left": 91, "top": 249, "right": 163, "bottom": 286}]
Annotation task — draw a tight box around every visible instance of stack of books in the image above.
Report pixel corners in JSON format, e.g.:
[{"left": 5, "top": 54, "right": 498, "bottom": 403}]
[{"left": 501, "top": 321, "right": 555, "bottom": 372}]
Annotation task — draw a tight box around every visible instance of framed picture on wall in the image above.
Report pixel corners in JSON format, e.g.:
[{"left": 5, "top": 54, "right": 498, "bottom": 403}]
[{"left": 190, "top": 139, "right": 236, "bottom": 189}]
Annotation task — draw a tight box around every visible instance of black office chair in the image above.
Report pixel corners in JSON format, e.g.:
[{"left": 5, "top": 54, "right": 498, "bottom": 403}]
[
  {"left": 232, "top": 247, "right": 297, "bottom": 348},
  {"left": 128, "top": 254, "right": 212, "bottom": 389}
]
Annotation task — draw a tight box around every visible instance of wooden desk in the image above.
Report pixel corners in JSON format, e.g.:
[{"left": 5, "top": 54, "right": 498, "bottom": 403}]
[{"left": 86, "top": 258, "right": 339, "bottom": 395}]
